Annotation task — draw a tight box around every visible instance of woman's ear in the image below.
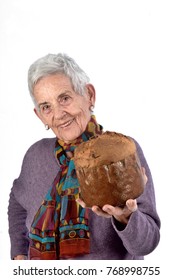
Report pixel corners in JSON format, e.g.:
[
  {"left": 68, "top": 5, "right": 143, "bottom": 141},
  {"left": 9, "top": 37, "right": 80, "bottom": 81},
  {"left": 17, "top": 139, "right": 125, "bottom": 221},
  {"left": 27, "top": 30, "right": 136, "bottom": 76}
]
[
  {"left": 34, "top": 108, "right": 44, "bottom": 123},
  {"left": 34, "top": 108, "right": 49, "bottom": 130},
  {"left": 86, "top": 84, "right": 96, "bottom": 106}
]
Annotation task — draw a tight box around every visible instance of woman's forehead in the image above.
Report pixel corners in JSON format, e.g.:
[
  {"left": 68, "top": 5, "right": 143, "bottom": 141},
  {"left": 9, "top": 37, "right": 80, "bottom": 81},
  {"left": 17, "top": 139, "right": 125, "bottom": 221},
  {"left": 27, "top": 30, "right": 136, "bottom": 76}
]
[{"left": 33, "top": 74, "right": 74, "bottom": 96}]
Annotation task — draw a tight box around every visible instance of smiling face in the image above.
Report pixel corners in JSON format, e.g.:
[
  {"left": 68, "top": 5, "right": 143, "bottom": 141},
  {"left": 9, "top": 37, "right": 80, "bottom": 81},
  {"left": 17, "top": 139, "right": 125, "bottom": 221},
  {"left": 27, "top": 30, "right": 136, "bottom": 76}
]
[{"left": 33, "top": 74, "right": 95, "bottom": 143}]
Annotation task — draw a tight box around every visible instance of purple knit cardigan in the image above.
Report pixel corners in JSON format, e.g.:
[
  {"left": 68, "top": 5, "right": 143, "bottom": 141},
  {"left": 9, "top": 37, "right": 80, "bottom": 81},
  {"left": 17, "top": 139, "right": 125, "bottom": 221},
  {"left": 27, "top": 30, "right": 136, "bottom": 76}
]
[{"left": 8, "top": 137, "right": 160, "bottom": 260}]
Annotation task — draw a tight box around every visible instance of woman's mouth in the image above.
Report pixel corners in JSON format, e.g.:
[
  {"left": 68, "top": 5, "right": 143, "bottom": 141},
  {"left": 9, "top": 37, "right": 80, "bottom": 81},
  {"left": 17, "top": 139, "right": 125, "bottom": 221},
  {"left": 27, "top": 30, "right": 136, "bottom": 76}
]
[{"left": 59, "top": 119, "right": 74, "bottom": 128}]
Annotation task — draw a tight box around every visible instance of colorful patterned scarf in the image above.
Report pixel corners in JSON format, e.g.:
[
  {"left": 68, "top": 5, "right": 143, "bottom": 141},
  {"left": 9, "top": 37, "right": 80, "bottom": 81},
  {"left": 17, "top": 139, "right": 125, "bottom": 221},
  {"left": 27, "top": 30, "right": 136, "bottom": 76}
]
[{"left": 29, "top": 115, "right": 103, "bottom": 259}]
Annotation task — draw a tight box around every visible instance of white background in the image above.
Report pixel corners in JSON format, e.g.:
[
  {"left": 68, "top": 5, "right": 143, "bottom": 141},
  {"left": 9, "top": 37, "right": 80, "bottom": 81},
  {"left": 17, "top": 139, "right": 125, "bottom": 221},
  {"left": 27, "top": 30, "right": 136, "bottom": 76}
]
[{"left": 0, "top": 0, "right": 172, "bottom": 267}]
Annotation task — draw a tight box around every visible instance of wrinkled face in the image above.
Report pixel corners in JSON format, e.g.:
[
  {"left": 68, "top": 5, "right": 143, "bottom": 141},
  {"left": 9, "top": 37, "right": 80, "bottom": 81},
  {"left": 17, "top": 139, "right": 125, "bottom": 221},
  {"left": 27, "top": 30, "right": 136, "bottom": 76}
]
[{"left": 33, "top": 74, "right": 95, "bottom": 143}]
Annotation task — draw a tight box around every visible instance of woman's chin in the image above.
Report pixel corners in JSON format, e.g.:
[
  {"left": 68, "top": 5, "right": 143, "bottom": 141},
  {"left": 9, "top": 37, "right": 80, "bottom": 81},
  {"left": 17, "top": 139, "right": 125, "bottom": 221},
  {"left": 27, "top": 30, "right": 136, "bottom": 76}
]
[{"left": 57, "top": 130, "right": 83, "bottom": 143}]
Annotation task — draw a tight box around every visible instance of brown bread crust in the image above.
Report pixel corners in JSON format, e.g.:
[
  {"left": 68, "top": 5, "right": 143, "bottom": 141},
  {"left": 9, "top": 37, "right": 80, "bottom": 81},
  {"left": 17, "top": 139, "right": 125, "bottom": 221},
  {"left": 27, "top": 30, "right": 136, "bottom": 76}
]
[{"left": 74, "top": 131, "right": 145, "bottom": 207}]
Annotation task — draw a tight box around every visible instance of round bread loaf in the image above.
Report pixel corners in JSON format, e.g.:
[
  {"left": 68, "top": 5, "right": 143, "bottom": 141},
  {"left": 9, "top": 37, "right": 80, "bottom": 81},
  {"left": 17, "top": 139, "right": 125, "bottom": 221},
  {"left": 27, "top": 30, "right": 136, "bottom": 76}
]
[{"left": 74, "top": 131, "right": 145, "bottom": 208}]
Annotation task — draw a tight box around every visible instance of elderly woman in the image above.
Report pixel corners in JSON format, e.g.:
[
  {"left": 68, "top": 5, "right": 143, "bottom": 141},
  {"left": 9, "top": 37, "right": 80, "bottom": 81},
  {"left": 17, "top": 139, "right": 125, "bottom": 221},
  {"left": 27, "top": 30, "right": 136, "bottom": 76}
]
[{"left": 8, "top": 53, "right": 160, "bottom": 260}]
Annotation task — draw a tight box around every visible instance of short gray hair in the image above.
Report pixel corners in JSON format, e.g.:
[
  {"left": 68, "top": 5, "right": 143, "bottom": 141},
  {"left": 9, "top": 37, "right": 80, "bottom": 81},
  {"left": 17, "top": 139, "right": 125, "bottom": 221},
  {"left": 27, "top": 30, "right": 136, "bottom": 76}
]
[{"left": 28, "top": 53, "right": 90, "bottom": 103}]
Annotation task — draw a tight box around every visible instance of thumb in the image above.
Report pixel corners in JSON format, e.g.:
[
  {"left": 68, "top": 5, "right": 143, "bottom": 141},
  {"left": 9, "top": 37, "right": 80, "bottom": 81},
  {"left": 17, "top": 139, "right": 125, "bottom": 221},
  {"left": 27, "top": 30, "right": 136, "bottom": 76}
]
[{"left": 126, "top": 199, "right": 138, "bottom": 212}]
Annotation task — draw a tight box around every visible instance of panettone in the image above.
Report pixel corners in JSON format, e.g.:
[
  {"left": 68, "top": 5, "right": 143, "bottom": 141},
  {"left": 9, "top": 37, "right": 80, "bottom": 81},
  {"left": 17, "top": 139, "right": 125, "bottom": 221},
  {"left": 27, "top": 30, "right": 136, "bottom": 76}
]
[{"left": 74, "top": 131, "right": 145, "bottom": 208}]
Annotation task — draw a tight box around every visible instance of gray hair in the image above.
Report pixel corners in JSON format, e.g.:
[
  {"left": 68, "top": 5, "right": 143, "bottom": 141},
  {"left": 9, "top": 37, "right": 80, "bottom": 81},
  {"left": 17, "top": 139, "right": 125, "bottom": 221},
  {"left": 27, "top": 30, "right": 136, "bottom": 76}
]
[{"left": 28, "top": 53, "right": 90, "bottom": 104}]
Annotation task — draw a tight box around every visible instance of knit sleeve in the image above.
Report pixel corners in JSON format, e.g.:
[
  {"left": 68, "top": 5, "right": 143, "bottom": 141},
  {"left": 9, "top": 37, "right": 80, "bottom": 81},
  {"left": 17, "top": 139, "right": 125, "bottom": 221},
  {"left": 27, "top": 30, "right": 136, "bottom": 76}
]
[
  {"left": 111, "top": 139, "right": 161, "bottom": 256},
  {"left": 8, "top": 180, "right": 29, "bottom": 259},
  {"left": 7, "top": 137, "right": 58, "bottom": 259}
]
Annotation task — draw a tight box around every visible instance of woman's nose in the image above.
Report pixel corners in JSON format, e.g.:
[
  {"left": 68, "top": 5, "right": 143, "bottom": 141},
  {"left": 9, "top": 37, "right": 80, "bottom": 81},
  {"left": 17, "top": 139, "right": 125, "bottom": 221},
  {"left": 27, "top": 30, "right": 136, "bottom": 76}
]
[{"left": 53, "top": 104, "right": 67, "bottom": 120}]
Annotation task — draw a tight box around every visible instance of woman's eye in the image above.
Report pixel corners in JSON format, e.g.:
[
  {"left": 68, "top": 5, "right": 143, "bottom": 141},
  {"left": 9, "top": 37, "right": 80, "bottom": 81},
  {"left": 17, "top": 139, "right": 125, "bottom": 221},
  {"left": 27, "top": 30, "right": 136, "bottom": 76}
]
[
  {"left": 60, "top": 95, "right": 72, "bottom": 105},
  {"left": 40, "top": 104, "right": 51, "bottom": 114}
]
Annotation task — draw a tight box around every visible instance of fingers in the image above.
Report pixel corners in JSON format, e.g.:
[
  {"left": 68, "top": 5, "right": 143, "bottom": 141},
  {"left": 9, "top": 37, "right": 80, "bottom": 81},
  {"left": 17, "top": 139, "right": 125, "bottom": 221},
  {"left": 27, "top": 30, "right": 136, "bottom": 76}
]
[
  {"left": 102, "top": 205, "right": 122, "bottom": 216},
  {"left": 76, "top": 199, "right": 112, "bottom": 218},
  {"left": 126, "top": 199, "right": 138, "bottom": 212},
  {"left": 103, "top": 200, "right": 137, "bottom": 216},
  {"left": 141, "top": 167, "right": 148, "bottom": 185},
  {"left": 102, "top": 200, "right": 138, "bottom": 224},
  {"left": 76, "top": 198, "right": 86, "bottom": 208},
  {"left": 14, "top": 255, "right": 27, "bottom": 260},
  {"left": 92, "top": 205, "right": 111, "bottom": 218}
]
